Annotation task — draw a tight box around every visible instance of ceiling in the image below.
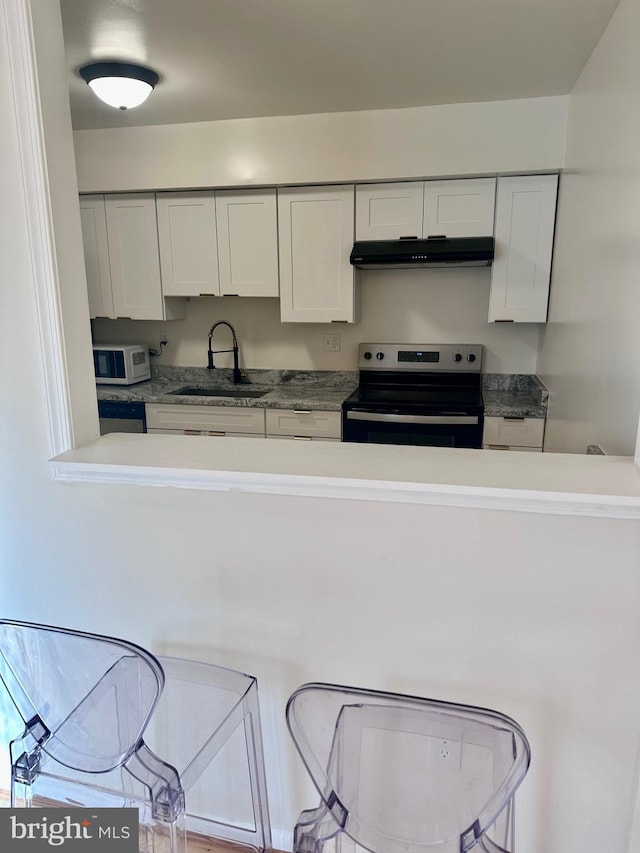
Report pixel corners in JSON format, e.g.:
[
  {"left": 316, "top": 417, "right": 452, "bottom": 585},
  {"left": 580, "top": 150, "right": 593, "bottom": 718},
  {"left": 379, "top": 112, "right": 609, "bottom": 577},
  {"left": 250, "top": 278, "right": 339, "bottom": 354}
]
[{"left": 60, "top": 0, "right": 621, "bottom": 131}]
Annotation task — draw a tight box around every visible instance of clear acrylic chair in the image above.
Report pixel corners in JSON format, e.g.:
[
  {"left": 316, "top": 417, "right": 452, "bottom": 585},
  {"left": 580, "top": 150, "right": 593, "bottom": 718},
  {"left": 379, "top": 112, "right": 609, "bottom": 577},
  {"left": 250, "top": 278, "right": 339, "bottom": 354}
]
[
  {"left": 0, "top": 619, "right": 271, "bottom": 853},
  {"left": 286, "top": 683, "right": 530, "bottom": 853}
]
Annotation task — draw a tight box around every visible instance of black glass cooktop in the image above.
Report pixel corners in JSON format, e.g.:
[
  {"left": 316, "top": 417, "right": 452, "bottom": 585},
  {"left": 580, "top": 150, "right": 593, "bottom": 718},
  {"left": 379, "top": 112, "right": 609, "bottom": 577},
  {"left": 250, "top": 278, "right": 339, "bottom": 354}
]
[
  {"left": 343, "top": 369, "right": 484, "bottom": 414},
  {"left": 343, "top": 386, "right": 483, "bottom": 413}
]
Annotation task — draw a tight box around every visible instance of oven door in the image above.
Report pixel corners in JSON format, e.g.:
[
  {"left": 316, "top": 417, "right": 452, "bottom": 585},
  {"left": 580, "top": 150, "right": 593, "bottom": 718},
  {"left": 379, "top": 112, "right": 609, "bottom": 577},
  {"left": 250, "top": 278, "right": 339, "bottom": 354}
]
[{"left": 342, "top": 409, "right": 483, "bottom": 448}]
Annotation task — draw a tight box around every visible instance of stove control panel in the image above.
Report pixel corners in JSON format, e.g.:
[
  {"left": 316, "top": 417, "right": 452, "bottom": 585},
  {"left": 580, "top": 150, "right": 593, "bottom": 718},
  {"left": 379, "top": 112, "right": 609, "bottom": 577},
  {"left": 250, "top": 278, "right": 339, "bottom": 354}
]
[{"left": 358, "top": 343, "right": 483, "bottom": 372}]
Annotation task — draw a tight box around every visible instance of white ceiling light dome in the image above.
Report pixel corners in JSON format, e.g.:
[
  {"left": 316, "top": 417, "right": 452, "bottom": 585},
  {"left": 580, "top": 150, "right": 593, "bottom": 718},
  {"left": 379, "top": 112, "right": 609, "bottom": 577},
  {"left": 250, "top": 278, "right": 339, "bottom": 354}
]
[{"left": 79, "top": 61, "right": 160, "bottom": 110}]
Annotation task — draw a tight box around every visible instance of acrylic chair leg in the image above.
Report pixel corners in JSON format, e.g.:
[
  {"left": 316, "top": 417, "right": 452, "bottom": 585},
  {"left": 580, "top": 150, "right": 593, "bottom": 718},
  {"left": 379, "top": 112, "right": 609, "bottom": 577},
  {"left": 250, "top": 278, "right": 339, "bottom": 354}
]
[
  {"left": 479, "top": 799, "right": 516, "bottom": 853},
  {"left": 11, "top": 779, "right": 32, "bottom": 808},
  {"left": 243, "top": 682, "right": 272, "bottom": 852}
]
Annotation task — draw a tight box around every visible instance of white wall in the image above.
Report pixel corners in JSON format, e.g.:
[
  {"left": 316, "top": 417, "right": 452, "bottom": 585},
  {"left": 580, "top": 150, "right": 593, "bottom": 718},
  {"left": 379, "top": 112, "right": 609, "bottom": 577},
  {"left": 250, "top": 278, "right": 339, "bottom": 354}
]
[
  {"left": 92, "top": 271, "right": 541, "bottom": 374},
  {"left": 73, "top": 96, "right": 568, "bottom": 193},
  {"left": 537, "top": 0, "right": 640, "bottom": 455},
  {"left": 2, "top": 3, "right": 640, "bottom": 853}
]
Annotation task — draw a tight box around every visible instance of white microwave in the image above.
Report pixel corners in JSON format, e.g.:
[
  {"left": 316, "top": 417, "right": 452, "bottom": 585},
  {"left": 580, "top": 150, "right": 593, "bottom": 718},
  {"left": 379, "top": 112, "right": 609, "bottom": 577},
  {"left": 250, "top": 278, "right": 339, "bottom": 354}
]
[{"left": 93, "top": 344, "right": 151, "bottom": 385}]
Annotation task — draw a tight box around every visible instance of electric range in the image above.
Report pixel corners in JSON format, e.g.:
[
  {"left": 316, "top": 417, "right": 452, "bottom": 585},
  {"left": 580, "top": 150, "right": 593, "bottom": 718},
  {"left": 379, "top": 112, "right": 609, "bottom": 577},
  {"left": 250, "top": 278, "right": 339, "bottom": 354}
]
[{"left": 342, "top": 343, "right": 484, "bottom": 448}]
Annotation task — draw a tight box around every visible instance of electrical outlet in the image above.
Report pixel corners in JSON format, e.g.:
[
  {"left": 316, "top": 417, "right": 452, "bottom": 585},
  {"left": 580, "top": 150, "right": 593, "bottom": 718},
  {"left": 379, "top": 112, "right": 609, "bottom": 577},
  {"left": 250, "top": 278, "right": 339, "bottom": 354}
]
[
  {"left": 159, "top": 327, "right": 169, "bottom": 346},
  {"left": 322, "top": 334, "right": 341, "bottom": 352},
  {"left": 430, "top": 736, "right": 462, "bottom": 768}
]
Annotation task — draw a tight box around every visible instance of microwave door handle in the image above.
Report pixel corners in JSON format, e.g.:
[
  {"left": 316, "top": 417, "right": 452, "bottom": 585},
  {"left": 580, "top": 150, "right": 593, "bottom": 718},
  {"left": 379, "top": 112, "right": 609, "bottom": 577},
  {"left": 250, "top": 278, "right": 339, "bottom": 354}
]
[{"left": 346, "top": 412, "right": 479, "bottom": 425}]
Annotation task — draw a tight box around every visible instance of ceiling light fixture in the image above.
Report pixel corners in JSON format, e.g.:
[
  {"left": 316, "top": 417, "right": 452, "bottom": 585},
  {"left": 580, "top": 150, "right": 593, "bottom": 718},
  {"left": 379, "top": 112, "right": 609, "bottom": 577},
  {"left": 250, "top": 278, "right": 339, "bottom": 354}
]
[{"left": 79, "top": 61, "right": 160, "bottom": 110}]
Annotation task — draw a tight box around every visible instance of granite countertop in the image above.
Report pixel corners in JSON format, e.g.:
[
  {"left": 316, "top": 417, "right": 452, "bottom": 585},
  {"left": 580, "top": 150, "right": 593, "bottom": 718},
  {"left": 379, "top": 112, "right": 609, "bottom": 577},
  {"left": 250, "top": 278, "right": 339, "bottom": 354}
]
[
  {"left": 482, "top": 374, "right": 549, "bottom": 419},
  {"left": 97, "top": 367, "right": 549, "bottom": 418},
  {"left": 97, "top": 367, "right": 359, "bottom": 412}
]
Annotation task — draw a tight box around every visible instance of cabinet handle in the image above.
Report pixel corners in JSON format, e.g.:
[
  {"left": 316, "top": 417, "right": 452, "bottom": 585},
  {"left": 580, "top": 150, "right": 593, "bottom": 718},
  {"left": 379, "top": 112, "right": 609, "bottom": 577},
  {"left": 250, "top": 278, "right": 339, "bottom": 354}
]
[
  {"left": 199, "top": 293, "right": 216, "bottom": 296},
  {"left": 206, "top": 431, "right": 226, "bottom": 436},
  {"left": 504, "top": 417, "right": 525, "bottom": 422},
  {"left": 494, "top": 319, "right": 514, "bottom": 323},
  {"left": 184, "top": 429, "right": 201, "bottom": 435},
  {"left": 488, "top": 444, "right": 509, "bottom": 450},
  {"left": 294, "top": 410, "right": 312, "bottom": 415},
  {"left": 293, "top": 435, "right": 312, "bottom": 440},
  {"left": 116, "top": 316, "right": 133, "bottom": 320}
]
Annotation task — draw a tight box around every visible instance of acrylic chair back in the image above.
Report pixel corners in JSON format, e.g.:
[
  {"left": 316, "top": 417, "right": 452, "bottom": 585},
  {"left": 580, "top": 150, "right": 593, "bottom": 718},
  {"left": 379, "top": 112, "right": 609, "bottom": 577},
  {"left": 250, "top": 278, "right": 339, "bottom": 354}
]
[
  {"left": 286, "top": 683, "right": 531, "bottom": 853},
  {"left": 0, "top": 619, "right": 164, "bottom": 773}
]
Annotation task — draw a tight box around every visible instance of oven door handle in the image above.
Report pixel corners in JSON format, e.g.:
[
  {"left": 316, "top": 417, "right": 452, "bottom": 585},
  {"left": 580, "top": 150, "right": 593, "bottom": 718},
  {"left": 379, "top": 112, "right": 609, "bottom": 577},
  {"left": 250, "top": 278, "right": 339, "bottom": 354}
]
[{"left": 346, "top": 411, "right": 479, "bottom": 425}]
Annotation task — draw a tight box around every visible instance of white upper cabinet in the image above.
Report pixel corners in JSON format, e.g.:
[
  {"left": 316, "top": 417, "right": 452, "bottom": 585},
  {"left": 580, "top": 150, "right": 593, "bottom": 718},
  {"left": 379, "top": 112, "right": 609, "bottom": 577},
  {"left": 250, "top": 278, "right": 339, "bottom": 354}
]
[
  {"left": 157, "top": 192, "right": 220, "bottom": 297},
  {"left": 355, "top": 182, "right": 424, "bottom": 240},
  {"left": 215, "top": 190, "right": 279, "bottom": 297},
  {"left": 423, "top": 178, "right": 496, "bottom": 237},
  {"left": 104, "top": 193, "right": 185, "bottom": 320},
  {"left": 488, "top": 174, "right": 558, "bottom": 323},
  {"left": 355, "top": 178, "right": 495, "bottom": 240},
  {"left": 79, "top": 195, "right": 114, "bottom": 319},
  {"left": 278, "top": 185, "right": 358, "bottom": 323}
]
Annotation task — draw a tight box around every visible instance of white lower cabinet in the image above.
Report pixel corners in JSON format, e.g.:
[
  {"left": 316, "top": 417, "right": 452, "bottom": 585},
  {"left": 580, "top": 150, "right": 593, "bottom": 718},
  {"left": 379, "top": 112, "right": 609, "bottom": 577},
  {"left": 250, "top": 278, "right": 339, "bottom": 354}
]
[
  {"left": 265, "top": 409, "right": 341, "bottom": 440},
  {"left": 145, "top": 403, "right": 265, "bottom": 437},
  {"left": 483, "top": 416, "right": 545, "bottom": 451},
  {"left": 488, "top": 174, "right": 558, "bottom": 323}
]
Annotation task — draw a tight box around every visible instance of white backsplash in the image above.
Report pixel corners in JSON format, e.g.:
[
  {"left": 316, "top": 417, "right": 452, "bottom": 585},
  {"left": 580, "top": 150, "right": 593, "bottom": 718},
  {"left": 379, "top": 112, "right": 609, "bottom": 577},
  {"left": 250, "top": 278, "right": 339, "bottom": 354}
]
[{"left": 92, "top": 267, "right": 542, "bottom": 374}]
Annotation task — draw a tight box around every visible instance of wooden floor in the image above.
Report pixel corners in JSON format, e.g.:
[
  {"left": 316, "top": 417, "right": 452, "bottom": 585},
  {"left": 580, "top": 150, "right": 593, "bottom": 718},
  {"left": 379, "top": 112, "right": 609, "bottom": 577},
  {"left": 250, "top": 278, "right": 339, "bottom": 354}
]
[
  {"left": 1, "top": 791, "right": 272, "bottom": 853},
  {"left": 188, "top": 837, "right": 259, "bottom": 853}
]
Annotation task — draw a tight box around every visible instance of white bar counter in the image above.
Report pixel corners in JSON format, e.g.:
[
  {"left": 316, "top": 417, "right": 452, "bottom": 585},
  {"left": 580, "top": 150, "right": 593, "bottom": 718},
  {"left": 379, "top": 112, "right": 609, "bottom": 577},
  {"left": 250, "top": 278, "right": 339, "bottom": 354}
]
[{"left": 52, "top": 434, "right": 640, "bottom": 519}]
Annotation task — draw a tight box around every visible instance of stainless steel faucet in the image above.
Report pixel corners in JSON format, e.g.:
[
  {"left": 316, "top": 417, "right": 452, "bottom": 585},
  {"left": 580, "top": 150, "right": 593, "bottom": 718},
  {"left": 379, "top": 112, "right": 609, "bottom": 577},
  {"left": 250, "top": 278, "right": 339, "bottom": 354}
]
[{"left": 207, "top": 321, "right": 244, "bottom": 384}]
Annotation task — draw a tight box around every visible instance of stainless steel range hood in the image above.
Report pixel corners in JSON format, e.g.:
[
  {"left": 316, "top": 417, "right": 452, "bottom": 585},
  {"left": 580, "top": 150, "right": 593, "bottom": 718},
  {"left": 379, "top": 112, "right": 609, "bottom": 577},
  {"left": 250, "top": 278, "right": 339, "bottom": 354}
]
[{"left": 350, "top": 236, "right": 494, "bottom": 269}]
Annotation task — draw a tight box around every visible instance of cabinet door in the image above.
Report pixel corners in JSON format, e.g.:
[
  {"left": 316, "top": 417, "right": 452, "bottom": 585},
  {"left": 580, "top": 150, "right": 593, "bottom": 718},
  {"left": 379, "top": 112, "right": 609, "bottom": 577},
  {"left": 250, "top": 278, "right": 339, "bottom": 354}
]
[
  {"left": 157, "top": 191, "right": 220, "bottom": 296},
  {"left": 215, "top": 190, "right": 279, "bottom": 297},
  {"left": 278, "top": 185, "right": 357, "bottom": 323},
  {"left": 79, "top": 195, "right": 114, "bottom": 319},
  {"left": 355, "top": 182, "right": 424, "bottom": 240},
  {"left": 105, "top": 194, "right": 165, "bottom": 320},
  {"left": 489, "top": 175, "right": 558, "bottom": 323},
  {"left": 423, "top": 178, "right": 496, "bottom": 237}
]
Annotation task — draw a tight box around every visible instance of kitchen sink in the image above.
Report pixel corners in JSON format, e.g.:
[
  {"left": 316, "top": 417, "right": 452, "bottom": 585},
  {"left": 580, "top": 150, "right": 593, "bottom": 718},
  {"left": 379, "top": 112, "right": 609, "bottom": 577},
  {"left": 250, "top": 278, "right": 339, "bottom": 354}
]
[{"left": 168, "top": 386, "right": 269, "bottom": 399}]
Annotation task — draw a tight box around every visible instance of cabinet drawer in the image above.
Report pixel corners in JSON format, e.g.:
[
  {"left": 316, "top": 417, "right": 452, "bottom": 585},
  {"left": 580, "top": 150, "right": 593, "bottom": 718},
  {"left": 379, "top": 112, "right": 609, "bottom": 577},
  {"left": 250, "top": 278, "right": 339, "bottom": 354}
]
[
  {"left": 265, "top": 408, "right": 341, "bottom": 439},
  {"left": 483, "top": 416, "right": 545, "bottom": 448},
  {"left": 147, "top": 427, "right": 263, "bottom": 438},
  {"left": 266, "top": 435, "right": 340, "bottom": 442},
  {"left": 483, "top": 444, "right": 542, "bottom": 452},
  {"left": 146, "top": 403, "right": 266, "bottom": 434}
]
